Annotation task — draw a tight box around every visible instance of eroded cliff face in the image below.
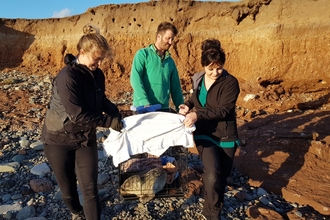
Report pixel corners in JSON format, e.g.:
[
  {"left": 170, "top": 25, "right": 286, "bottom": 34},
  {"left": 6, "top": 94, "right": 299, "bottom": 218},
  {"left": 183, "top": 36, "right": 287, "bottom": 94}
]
[{"left": 1, "top": 0, "right": 330, "bottom": 215}]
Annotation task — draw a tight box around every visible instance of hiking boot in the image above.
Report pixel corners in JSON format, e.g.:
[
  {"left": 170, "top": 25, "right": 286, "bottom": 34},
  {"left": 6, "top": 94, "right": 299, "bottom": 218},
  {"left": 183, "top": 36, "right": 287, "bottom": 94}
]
[{"left": 71, "top": 211, "right": 86, "bottom": 220}]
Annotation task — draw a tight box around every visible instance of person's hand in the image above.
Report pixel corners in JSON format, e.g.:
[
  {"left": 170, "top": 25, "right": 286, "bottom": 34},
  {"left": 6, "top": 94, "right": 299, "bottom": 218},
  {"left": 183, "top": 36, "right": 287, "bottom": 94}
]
[
  {"left": 179, "top": 104, "right": 189, "bottom": 116},
  {"left": 110, "top": 117, "right": 123, "bottom": 132},
  {"left": 183, "top": 112, "right": 197, "bottom": 128},
  {"left": 116, "top": 112, "right": 123, "bottom": 121}
]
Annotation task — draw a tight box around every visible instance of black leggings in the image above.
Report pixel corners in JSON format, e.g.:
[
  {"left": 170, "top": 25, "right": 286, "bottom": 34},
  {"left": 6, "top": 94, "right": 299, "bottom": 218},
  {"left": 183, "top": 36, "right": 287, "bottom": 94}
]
[
  {"left": 196, "top": 140, "right": 237, "bottom": 220},
  {"left": 44, "top": 142, "right": 100, "bottom": 220}
]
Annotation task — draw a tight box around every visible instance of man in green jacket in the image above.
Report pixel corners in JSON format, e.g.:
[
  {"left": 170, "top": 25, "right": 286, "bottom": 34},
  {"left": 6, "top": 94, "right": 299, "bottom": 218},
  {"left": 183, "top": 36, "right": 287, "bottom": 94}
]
[{"left": 130, "top": 21, "right": 184, "bottom": 113}]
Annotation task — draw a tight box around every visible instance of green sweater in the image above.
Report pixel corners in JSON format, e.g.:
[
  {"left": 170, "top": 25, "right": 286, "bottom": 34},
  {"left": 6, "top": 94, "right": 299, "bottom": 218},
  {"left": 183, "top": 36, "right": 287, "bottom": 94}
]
[{"left": 130, "top": 44, "right": 184, "bottom": 111}]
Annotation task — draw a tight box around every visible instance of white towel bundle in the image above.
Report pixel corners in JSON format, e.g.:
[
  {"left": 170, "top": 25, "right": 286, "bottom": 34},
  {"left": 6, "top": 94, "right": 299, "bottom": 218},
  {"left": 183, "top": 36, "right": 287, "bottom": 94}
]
[{"left": 103, "top": 112, "right": 195, "bottom": 167}]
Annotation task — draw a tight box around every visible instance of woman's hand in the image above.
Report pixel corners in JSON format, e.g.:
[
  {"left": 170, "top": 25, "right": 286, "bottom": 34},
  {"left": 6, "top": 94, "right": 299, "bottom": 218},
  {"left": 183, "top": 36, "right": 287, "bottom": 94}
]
[
  {"left": 179, "top": 104, "right": 189, "bottom": 116},
  {"left": 183, "top": 112, "right": 197, "bottom": 128},
  {"left": 110, "top": 117, "right": 123, "bottom": 132}
]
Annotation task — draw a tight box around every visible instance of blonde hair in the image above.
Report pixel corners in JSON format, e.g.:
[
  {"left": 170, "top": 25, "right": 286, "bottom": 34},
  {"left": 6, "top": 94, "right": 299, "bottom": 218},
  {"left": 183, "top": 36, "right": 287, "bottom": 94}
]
[{"left": 77, "top": 24, "right": 111, "bottom": 58}]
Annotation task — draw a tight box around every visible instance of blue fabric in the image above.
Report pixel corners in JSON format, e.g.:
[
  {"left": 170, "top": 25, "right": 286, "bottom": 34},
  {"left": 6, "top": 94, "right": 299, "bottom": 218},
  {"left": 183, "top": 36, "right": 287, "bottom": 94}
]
[{"left": 136, "top": 104, "right": 162, "bottom": 114}]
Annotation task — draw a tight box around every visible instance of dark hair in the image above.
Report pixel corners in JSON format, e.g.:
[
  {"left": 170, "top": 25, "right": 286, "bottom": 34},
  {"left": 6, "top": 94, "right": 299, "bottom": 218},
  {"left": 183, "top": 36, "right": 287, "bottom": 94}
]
[
  {"left": 156, "top": 22, "right": 178, "bottom": 36},
  {"left": 201, "top": 38, "right": 226, "bottom": 67},
  {"left": 77, "top": 24, "right": 111, "bottom": 58}
]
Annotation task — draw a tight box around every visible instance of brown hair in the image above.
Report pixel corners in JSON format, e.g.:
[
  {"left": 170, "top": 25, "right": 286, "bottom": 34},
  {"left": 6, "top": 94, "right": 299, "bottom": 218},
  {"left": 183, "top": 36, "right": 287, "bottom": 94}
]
[
  {"left": 77, "top": 24, "right": 111, "bottom": 58},
  {"left": 156, "top": 22, "right": 178, "bottom": 36},
  {"left": 201, "top": 38, "right": 226, "bottom": 67}
]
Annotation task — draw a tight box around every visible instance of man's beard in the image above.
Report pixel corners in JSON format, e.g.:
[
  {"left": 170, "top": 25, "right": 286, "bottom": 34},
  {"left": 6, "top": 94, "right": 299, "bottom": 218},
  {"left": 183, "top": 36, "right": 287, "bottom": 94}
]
[{"left": 161, "top": 40, "right": 171, "bottom": 51}]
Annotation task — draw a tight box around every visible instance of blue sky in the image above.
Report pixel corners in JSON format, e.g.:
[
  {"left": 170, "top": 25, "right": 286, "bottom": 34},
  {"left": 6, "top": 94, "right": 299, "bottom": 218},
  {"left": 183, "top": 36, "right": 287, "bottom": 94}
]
[{"left": 0, "top": 0, "right": 239, "bottom": 19}]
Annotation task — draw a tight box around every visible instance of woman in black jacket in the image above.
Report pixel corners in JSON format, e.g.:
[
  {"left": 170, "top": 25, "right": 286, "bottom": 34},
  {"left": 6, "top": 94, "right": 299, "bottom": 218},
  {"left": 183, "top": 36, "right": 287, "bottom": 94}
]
[
  {"left": 179, "top": 39, "right": 240, "bottom": 220},
  {"left": 41, "top": 24, "right": 122, "bottom": 220}
]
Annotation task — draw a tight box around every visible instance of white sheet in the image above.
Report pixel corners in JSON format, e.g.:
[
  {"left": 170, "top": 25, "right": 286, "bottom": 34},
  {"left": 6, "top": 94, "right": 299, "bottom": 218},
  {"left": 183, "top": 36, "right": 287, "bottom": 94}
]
[{"left": 102, "top": 112, "right": 195, "bottom": 167}]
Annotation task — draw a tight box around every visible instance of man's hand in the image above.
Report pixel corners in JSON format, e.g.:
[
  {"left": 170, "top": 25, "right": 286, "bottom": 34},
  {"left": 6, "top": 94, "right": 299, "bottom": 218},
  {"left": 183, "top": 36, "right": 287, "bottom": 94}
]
[{"left": 178, "top": 104, "right": 189, "bottom": 116}]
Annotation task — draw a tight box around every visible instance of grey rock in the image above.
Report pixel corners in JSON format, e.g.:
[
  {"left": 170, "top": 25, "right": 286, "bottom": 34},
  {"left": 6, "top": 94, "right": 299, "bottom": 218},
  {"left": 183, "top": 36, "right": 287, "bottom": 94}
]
[
  {"left": 16, "top": 206, "right": 36, "bottom": 220},
  {"left": 0, "top": 162, "right": 20, "bottom": 172},
  {"left": 30, "top": 163, "right": 50, "bottom": 176},
  {"left": 30, "top": 141, "right": 44, "bottom": 151}
]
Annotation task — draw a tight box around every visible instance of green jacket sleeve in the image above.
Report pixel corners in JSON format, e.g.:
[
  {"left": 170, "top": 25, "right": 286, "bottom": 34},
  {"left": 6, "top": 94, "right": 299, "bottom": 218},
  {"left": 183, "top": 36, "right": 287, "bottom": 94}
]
[
  {"left": 170, "top": 65, "right": 184, "bottom": 111},
  {"left": 130, "top": 49, "right": 150, "bottom": 107}
]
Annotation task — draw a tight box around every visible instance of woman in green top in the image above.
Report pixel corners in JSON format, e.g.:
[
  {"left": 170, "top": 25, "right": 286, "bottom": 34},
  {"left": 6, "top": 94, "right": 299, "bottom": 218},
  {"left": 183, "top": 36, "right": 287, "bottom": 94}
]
[{"left": 179, "top": 38, "right": 240, "bottom": 220}]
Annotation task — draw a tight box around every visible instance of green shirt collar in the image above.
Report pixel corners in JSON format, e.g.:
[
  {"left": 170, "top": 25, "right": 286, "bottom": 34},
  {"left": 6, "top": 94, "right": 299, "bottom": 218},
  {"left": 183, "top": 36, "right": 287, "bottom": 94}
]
[{"left": 150, "top": 44, "right": 171, "bottom": 59}]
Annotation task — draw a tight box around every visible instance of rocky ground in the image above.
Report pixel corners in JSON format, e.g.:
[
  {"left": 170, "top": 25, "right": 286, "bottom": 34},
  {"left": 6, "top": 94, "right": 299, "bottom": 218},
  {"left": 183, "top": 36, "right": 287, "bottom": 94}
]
[{"left": 0, "top": 71, "right": 329, "bottom": 220}]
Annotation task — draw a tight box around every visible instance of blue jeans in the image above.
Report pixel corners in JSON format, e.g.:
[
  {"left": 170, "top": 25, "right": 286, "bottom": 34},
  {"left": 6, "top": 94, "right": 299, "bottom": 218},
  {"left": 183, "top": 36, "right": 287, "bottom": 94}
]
[
  {"left": 195, "top": 140, "right": 237, "bottom": 220},
  {"left": 44, "top": 141, "right": 100, "bottom": 220}
]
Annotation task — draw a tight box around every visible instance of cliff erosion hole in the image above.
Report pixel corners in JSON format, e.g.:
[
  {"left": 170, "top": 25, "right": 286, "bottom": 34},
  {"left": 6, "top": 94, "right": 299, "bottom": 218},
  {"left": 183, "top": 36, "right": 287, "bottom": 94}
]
[{"left": 259, "top": 79, "right": 283, "bottom": 88}]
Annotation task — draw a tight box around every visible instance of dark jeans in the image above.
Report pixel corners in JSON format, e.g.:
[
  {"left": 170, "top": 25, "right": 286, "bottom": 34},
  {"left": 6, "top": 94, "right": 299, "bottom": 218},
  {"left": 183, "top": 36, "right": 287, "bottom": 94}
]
[
  {"left": 195, "top": 140, "right": 237, "bottom": 220},
  {"left": 44, "top": 142, "right": 100, "bottom": 220}
]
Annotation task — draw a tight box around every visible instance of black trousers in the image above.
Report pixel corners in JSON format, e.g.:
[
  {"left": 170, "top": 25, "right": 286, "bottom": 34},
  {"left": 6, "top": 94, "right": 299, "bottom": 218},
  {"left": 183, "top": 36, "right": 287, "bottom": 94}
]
[
  {"left": 44, "top": 141, "right": 100, "bottom": 220},
  {"left": 195, "top": 140, "right": 237, "bottom": 220}
]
